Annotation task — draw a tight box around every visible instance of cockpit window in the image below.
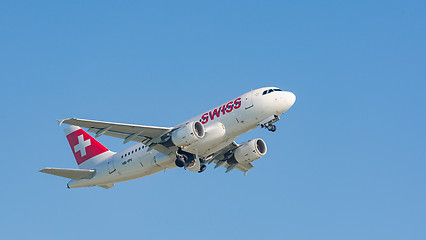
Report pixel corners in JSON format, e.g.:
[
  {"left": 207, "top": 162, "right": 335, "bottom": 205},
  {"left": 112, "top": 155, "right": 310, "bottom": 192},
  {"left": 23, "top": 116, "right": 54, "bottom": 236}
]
[
  {"left": 263, "top": 88, "right": 283, "bottom": 95},
  {"left": 263, "top": 89, "right": 274, "bottom": 95}
]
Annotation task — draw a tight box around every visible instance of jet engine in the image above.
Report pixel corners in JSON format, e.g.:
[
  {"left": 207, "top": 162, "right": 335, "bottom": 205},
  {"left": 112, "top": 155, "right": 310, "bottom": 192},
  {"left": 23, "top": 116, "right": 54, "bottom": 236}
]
[
  {"left": 171, "top": 121, "right": 205, "bottom": 147},
  {"left": 233, "top": 138, "right": 267, "bottom": 163}
]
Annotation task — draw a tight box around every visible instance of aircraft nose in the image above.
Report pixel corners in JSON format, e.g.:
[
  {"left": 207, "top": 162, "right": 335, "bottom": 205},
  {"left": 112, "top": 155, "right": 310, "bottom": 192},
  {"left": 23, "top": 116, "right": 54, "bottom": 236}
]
[
  {"left": 285, "top": 91, "right": 296, "bottom": 106},
  {"left": 283, "top": 91, "right": 296, "bottom": 110}
]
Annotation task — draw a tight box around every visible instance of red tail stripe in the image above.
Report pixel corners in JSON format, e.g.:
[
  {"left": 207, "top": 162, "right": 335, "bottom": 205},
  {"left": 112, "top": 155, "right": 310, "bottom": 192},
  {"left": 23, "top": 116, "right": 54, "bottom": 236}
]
[{"left": 66, "top": 129, "right": 109, "bottom": 165}]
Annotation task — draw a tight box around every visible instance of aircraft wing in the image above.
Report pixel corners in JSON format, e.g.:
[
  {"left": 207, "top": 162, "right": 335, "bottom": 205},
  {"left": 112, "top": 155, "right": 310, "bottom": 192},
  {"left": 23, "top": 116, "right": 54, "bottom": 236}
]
[
  {"left": 58, "top": 118, "right": 175, "bottom": 155},
  {"left": 207, "top": 142, "right": 254, "bottom": 175}
]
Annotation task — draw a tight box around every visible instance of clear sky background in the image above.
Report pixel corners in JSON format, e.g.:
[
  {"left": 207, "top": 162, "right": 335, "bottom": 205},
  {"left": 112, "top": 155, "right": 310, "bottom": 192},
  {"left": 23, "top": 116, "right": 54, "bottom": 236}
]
[{"left": 1, "top": 1, "right": 425, "bottom": 239}]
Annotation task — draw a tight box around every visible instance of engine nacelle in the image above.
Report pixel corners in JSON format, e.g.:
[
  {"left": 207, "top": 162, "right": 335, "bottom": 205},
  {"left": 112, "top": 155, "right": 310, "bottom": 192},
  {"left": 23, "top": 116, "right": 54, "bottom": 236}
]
[
  {"left": 171, "top": 121, "right": 205, "bottom": 147},
  {"left": 233, "top": 138, "right": 267, "bottom": 163}
]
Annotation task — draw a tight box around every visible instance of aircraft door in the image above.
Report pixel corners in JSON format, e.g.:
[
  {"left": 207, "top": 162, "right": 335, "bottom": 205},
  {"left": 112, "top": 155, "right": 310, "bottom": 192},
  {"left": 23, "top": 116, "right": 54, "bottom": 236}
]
[
  {"left": 107, "top": 159, "right": 116, "bottom": 174},
  {"left": 244, "top": 91, "right": 254, "bottom": 110}
]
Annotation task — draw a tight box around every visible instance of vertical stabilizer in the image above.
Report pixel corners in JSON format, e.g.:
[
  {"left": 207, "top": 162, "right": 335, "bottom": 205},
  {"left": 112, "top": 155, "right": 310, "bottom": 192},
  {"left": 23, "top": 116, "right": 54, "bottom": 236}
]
[{"left": 64, "top": 126, "right": 115, "bottom": 169}]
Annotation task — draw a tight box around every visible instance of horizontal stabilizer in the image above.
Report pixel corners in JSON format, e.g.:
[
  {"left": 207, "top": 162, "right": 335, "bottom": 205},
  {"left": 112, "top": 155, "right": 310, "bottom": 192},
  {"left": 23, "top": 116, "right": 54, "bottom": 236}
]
[{"left": 40, "top": 168, "right": 95, "bottom": 180}]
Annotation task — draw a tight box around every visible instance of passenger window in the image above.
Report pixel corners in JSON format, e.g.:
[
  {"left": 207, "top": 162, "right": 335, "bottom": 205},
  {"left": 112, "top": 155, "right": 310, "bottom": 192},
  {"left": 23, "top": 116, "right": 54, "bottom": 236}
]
[
  {"left": 125, "top": 154, "right": 127, "bottom": 157},
  {"left": 132, "top": 151, "right": 134, "bottom": 154}
]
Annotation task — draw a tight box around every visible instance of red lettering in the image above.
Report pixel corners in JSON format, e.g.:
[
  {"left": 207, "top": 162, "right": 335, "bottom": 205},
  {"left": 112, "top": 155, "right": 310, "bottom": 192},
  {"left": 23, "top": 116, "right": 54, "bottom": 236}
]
[
  {"left": 226, "top": 102, "right": 233, "bottom": 113},
  {"left": 234, "top": 98, "right": 242, "bottom": 109},
  {"left": 209, "top": 108, "right": 221, "bottom": 120},
  {"left": 221, "top": 105, "right": 226, "bottom": 115},
  {"left": 201, "top": 113, "right": 209, "bottom": 124},
  {"left": 201, "top": 98, "right": 241, "bottom": 123}
]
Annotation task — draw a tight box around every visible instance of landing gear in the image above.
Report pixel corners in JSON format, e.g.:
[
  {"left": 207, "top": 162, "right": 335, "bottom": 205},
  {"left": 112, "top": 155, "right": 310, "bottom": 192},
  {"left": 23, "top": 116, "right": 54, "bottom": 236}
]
[
  {"left": 198, "top": 164, "right": 207, "bottom": 173},
  {"left": 175, "top": 149, "right": 207, "bottom": 173},
  {"left": 175, "top": 154, "right": 187, "bottom": 167},
  {"left": 175, "top": 149, "right": 195, "bottom": 168},
  {"left": 267, "top": 124, "right": 277, "bottom": 132},
  {"left": 260, "top": 115, "right": 280, "bottom": 132}
]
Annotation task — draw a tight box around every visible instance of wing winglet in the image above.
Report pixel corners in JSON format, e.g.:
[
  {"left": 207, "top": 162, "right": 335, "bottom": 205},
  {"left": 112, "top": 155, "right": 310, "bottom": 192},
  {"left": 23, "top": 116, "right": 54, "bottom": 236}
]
[{"left": 56, "top": 119, "right": 65, "bottom": 126}]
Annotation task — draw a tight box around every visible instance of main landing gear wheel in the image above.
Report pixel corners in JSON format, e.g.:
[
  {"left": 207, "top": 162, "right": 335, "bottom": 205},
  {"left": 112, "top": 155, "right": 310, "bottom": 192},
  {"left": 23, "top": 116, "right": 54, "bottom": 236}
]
[
  {"left": 175, "top": 154, "right": 187, "bottom": 168},
  {"left": 267, "top": 125, "right": 277, "bottom": 132},
  {"left": 198, "top": 164, "right": 207, "bottom": 173}
]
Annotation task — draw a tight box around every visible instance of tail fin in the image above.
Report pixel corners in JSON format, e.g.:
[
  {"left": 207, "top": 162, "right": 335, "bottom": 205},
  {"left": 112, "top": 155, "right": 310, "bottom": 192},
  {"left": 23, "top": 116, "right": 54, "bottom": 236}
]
[{"left": 65, "top": 126, "right": 115, "bottom": 169}]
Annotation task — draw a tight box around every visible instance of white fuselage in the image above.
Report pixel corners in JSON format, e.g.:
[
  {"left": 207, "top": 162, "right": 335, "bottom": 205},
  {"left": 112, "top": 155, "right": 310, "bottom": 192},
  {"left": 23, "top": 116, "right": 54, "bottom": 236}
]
[{"left": 68, "top": 87, "right": 295, "bottom": 188}]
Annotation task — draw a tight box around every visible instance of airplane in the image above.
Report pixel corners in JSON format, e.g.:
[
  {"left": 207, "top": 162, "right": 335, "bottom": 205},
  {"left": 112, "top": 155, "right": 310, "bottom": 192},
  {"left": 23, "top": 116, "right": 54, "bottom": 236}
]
[{"left": 40, "top": 87, "right": 296, "bottom": 189}]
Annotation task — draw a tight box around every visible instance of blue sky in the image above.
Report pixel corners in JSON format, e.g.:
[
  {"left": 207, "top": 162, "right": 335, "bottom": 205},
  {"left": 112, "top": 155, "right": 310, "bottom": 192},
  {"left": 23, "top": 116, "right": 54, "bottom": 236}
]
[{"left": 1, "top": 1, "right": 425, "bottom": 239}]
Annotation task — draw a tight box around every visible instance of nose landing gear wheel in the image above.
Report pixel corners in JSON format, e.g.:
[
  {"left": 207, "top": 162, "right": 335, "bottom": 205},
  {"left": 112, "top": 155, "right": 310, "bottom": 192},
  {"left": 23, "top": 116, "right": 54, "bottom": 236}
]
[{"left": 267, "top": 125, "right": 277, "bottom": 132}]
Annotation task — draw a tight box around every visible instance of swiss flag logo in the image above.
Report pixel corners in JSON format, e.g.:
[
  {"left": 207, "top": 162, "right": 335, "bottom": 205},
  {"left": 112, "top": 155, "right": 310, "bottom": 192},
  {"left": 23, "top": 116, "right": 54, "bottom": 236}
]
[{"left": 66, "top": 129, "right": 109, "bottom": 165}]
